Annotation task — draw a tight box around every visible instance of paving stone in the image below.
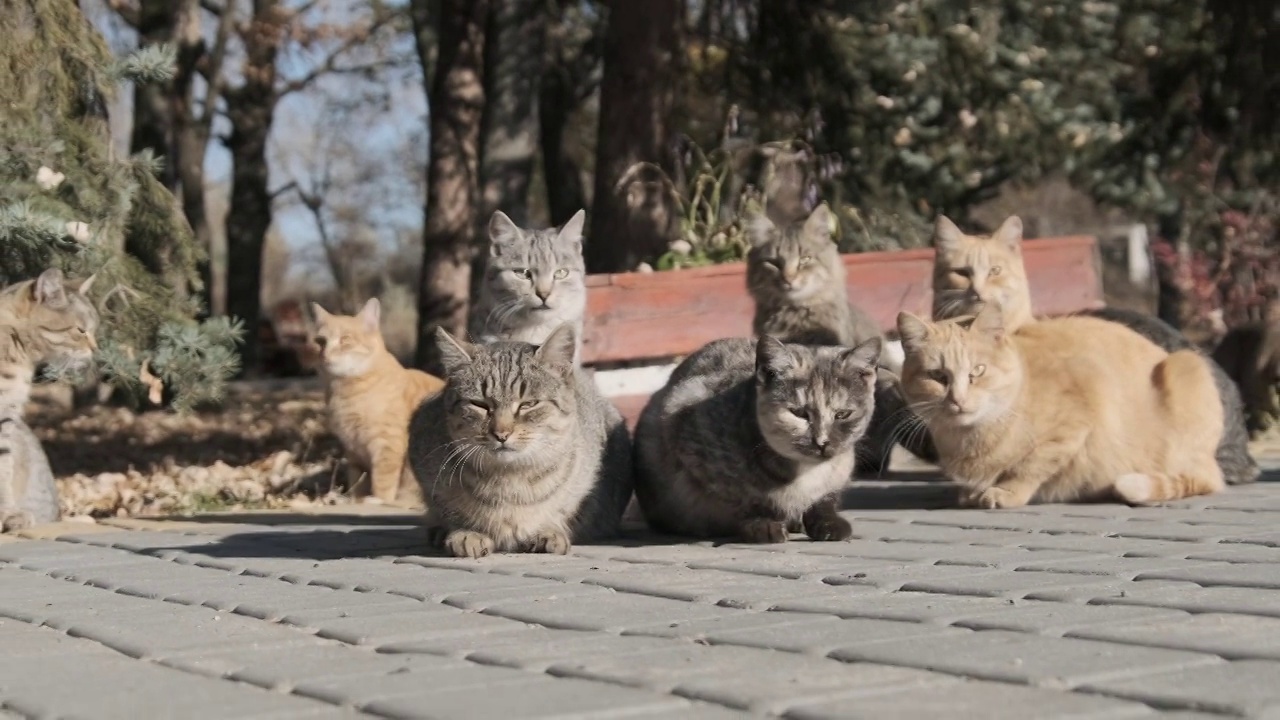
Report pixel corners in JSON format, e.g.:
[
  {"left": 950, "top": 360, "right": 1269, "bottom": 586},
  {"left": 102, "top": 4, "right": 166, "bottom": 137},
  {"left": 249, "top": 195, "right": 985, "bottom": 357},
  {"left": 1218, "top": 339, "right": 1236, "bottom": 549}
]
[
  {"left": 1067, "top": 613, "right": 1280, "bottom": 661},
  {"left": 829, "top": 629, "right": 1222, "bottom": 687},
  {"left": 1134, "top": 562, "right": 1280, "bottom": 590},
  {"left": 948, "top": 601, "right": 1189, "bottom": 636},
  {"left": 704, "top": 616, "right": 967, "bottom": 655},
  {"left": 292, "top": 660, "right": 536, "bottom": 707},
  {"left": 551, "top": 644, "right": 955, "bottom": 713},
  {"left": 786, "top": 678, "right": 1156, "bottom": 719},
  {"left": 1083, "top": 660, "right": 1280, "bottom": 715},
  {"left": 1089, "top": 582, "right": 1280, "bottom": 618},
  {"left": 480, "top": 593, "right": 742, "bottom": 633},
  {"left": 772, "top": 590, "right": 1027, "bottom": 623},
  {"left": 462, "top": 628, "right": 680, "bottom": 670},
  {"left": 1011, "top": 557, "right": 1216, "bottom": 578},
  {"left": 360, "top": 674, "right": 697, "bottom": 720},
  {"left": 310, "top": 607, "right": 528, "bottom": 647},
  {"left": 0, "top": 646, "right": 342, "bottom": 720},
  {"left": 684, "top": 554, "right": 904, "bottom": 581},
  {"left": 622, "top": 610, "right": 842, "bottom": 641},
  {"left": 1015, "top": 535, "right": 1196, "bottom": 559},
  {"left": 440, "top": 581, "right": 615, "bottom": 611},
  {"left": 1183, "top": 545, "right": 1280, "bottom": 564},
  {"left": 900, "top": 570, "right": 1130, "bottom": 599},
  {"left": 1022, "top": 579, "right": 1200, "bottom": 605}
]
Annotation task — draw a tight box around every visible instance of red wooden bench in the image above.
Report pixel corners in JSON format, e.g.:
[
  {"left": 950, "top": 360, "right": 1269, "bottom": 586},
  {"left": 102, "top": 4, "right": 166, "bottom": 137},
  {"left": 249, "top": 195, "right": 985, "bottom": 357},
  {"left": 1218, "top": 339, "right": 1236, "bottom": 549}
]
[{"left": 581, "top": 236, "right": 1103, "bottom": 426}]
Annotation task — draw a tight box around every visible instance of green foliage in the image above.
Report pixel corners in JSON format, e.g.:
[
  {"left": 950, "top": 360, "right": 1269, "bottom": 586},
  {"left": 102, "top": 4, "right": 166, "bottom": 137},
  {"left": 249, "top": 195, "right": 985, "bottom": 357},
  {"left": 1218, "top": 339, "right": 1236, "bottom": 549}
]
[{"left": 0, "top": 0, "right": 239, "bottom": 411}]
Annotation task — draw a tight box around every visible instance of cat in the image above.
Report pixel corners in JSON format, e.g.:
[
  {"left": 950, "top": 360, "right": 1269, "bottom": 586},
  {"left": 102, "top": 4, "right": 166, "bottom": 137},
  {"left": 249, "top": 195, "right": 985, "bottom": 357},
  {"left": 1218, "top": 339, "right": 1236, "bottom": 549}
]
[
  {"left": 931, "top": 214, "right": 1260, "bottom": 485},
  {"left": 469, "top": 209, "right": 589, "bottom": 364},
  {"left": 0, "top": 268, "right": 98, "bottom": 531},
  {"left": 746, "top": 203, "right": 935, "bottom": 475},
  {"left": 746, "top": 203, "right": 881, "bottom": 347},
  {"left": 312, "top": 298, "right": 445, "bottom": 505},
  {"left": 407, "top": 323, "right": 632, "bottom": 558},
  {"left": 633, "top": 334, "right": 881, "bottom": 543},
  {"left": 897, "top": 303, "right": 1224, "bottom": 507},
  {"left": 1212, "top": 299, "right": 1280, "bottom": 434}
]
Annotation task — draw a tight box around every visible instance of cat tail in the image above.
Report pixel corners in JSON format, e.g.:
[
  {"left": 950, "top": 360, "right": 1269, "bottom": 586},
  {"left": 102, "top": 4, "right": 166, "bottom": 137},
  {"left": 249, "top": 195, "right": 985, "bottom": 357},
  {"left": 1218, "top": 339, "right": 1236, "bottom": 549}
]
[{"left": 1114, "top": 468, "right": 1223, "bottom": 505}]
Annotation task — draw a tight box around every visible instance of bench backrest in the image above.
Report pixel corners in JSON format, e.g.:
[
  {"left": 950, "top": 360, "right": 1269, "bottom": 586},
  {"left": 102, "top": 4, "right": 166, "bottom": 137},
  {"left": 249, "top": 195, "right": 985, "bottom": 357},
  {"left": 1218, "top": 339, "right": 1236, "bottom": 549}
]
[{"left": 581, "top": 235, "right": 1103, "bottom": 366}]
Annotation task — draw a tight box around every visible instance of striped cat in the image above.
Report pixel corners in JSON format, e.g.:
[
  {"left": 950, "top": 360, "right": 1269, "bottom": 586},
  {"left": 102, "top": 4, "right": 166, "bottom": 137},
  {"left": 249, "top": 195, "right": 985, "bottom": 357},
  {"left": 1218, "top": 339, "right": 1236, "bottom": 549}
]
[{"left": 0, "top": 269, "right": 98, "bottom": 531}]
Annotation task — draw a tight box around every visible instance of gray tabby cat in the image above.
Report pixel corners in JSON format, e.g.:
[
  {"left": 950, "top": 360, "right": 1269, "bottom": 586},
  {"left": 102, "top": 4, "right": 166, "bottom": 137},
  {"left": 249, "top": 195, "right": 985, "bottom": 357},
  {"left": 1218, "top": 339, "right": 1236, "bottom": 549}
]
[
  {"left": 469, "top": 210, "right": 588, "bottom": 364},
  {"left": 407, "top": 323, "right": 632, "bottom": 558},
  {"left": 746, "top": 204, "right": 880, "bottom": 347},
  {"left": 0, "top": 269, "right": 99, "bottom": 531},
  {"left": 746, "top": 204, "right": 936, "bottom": 474},
  {"left": 634, "top": 335, "right": 880, "bottom": 543}
]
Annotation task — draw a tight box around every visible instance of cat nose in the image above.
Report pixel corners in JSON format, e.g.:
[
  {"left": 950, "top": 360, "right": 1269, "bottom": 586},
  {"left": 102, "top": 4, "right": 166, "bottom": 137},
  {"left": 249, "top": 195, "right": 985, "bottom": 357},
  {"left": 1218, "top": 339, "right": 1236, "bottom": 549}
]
[{"left": 490, "top": 425, "right": 512, "bottom": 443}]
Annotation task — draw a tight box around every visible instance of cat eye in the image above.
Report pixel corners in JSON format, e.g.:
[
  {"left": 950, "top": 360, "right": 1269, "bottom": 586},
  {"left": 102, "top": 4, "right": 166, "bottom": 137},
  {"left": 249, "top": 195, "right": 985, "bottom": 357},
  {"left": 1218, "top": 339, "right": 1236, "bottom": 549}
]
[
  {"left": 513, "top": 269, "right": 533, "bottom": 280},
  {"left": 971, "top": 364, "right": 987, "bottom": 379},
  {"left": 989, "top": 266, "right": 1002, "bottom": 276},
  {"left": 790, "top": 407, "right": 809, "bottom": 420},
  {"left": 834, "top": 410, "right": 852, "bottom": 420},
  {"left": 467, "top": 400, "right": 489, "bottom": 413},
  {"left": 553, "top": 268, "right": 569, "bottom": 280},
  {"left": 518, "top": 400, "right": 539, "bottom": 412},
  {"left": 928, "top": 370, "right": 950, "bottom": 385},
  {"left": 798, "top": 255, "right": 813, "bottom": 266},
  {"left": 952, "top": 268, "right": 973, "bottom": 279}
]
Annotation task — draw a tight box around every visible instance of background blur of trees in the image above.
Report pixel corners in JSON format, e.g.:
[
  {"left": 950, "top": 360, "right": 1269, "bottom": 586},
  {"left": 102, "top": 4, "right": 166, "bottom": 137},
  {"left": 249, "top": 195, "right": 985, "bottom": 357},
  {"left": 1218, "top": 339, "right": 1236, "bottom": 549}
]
[{"left": 78, "top": 0, "right": 1279, "bottom": 371}]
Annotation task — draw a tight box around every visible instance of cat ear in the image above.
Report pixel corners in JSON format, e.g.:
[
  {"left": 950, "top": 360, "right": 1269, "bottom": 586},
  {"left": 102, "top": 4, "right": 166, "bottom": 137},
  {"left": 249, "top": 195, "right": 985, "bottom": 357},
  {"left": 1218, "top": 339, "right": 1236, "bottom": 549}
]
[
  {"left": 357, "top": 297, "right": 381, "bottom": 333},
  {"left": 755, "top": 335, "right": 796, "bottom": 383},
  {"left": 744, "top": 211, "right": 777, "bottom": 248},
  {"left": 801, "top": 203, "right": 835, "bottom": 244},
  {"left": 535, "top": 323, "right": 577, "bottom": 374},
  {"left": 557, "top": 209, "right": 587, "bottom": 252},
  {"left": 842, "top": 336, "right": 883, "bottom": 373},
  {"left": 933, "top": 215, "right": 964, "bottom": 253},
  {"left": 488, "top": 211, "right": 520, "bottom": 257},
  {"left": 968, "top": 302, "right": 1007, "bottom": 343},
  {"left": 993, "top": 215, "right": 1023, "bottom": 252},
  {"left": 33, "top": 268, "right": 68, "bottom": 308},
  {"left": 76, "top": 273, "right": 97, "bottom": 296},
  {"left": 310, "top": 302, "right": 332, "bottom": 325},
  {"left": 433, "top": 327, "right": 474, "bottom": 375},
  {"left": 896, "top": 312, "right": 931, "bottom": 354}
]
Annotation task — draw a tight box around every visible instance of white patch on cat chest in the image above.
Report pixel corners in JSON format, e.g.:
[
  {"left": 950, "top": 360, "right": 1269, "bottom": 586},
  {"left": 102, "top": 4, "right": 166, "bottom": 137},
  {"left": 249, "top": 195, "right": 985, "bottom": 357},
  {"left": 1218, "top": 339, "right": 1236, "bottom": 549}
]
[{"left": 770, "top": 459, "right": 850, "bottom": 519}]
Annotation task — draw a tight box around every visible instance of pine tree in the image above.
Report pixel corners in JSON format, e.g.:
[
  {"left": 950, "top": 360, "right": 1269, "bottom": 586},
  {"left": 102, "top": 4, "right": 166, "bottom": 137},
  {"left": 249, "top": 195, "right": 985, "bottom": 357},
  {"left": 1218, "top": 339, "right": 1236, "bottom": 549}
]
[{"left": 0, "top": 0, "right": 241, "bottom": 412}]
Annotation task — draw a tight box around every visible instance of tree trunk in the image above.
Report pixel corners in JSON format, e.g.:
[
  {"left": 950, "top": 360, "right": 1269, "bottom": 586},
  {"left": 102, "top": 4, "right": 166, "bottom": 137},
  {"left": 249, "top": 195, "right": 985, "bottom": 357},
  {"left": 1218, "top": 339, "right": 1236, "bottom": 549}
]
[
  {"left": 224, "top": 0, "right": 285, "bottom": 375},
  {"left": 539, "top": 63, "right": 588, "bottom": 227},
  {"left": 171, "top": 0, "right": 217, "bottom": 315},
  {"left": 129, "top": 0, "right": 177, "bottom": 189},
  {"left": 412, "top": 0, "right": 488, "bottom": 373},
  {"left": 586, "top": 0, "right": 682, "bottom": 273},
  {"left": 472, "top": 0, "right": 543, "bottom": 301}
]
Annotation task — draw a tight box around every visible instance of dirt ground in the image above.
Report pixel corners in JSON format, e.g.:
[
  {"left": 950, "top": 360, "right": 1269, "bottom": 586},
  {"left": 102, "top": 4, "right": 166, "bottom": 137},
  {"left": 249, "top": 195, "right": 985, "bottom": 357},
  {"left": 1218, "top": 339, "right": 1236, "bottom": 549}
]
[{"left": 27, "top": 379, "right": 360, "bottom": 520}]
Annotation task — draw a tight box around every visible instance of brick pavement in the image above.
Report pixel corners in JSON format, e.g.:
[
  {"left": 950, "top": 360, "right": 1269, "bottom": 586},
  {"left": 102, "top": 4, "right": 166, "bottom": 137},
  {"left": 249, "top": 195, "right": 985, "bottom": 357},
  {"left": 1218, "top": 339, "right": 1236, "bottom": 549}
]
[{"left": 1, "top": 458, "right": 1279, "bottom": 719}]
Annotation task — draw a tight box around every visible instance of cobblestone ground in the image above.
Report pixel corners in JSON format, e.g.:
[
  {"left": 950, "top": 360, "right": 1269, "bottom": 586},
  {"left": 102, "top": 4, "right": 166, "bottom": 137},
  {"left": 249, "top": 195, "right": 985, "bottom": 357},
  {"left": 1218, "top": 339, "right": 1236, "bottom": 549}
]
[{"left": 2, "top": 454, "right": 1279, "bottom": 719}]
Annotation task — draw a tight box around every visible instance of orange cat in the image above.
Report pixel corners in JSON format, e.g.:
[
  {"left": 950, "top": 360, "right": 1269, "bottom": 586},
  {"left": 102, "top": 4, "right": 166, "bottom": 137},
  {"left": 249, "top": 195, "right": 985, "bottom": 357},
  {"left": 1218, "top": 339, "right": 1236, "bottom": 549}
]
[
  {"left": 312, "top": 299, "right": 445, "bottom": 505},
  {"left": 931, "top": 215, "right": 1035, "bottom": 330},
  {"left": 897, "top": 303, "right": 1224, "bottom": 507}
]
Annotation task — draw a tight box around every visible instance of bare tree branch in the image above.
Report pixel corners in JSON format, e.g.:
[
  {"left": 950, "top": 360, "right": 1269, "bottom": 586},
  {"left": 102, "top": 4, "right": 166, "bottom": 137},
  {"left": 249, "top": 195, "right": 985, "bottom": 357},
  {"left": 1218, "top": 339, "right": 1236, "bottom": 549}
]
[
  {"left": 107, "top": 0, "right": 140, "bottom": 27},
  {"left": 196, "top": 0, "right": 236, "bottom": 130}
]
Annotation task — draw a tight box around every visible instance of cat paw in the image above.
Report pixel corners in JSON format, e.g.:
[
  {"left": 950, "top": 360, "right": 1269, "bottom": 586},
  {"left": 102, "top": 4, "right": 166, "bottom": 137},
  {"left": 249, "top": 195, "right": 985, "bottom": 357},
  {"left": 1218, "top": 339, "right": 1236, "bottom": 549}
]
[
  {"left": 444, "top": 530, "right": 495, "bottom": 558},
  {"left": 806, "top": 515, "right": 853, "bottom": 542},
  {"left": 974, "top": 486, "right": 1026, "bottom": 509},
  {"left": 739, "top": 518, "right": 788, "bottom": 544},
  {"left": 425, "top": 525, "right": 449, "bottom": 549},
  {"left": 1114, "top": 473, "right": 1155, "bottom": 505},
  {"left": 530, "top": 528, "right": 572, "bottom": 555},
  {"left": 955, "top": 486, "right": 984, "bottom": 508},
  {"left": 0, "top": 510, "right": 33, "bottom": 534}
]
